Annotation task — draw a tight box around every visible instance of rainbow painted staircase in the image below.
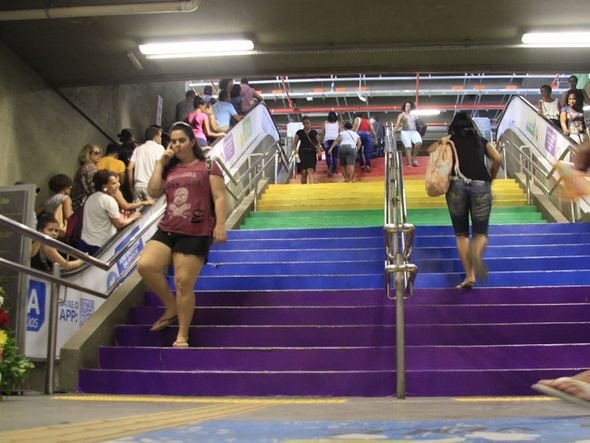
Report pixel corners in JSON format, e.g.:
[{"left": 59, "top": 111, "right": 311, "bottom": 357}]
[{"left": 79, "top": 157, "right": 590, "bottom": 397}]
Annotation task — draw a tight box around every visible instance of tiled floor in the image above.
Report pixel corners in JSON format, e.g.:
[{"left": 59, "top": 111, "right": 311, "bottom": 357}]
[{"left": 0, "top": 394, "right": 589, "bottom": 442}]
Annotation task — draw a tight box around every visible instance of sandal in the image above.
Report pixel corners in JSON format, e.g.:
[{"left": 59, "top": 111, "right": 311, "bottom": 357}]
[
  {"left": 455, "top": 281, "right": 475, "bottom": 289},
  {"left": 150, "top": 315, "right": 177, "bottom": 332},
  {"left": 172, "top": 340, "right": 189, "bottom": 348}
]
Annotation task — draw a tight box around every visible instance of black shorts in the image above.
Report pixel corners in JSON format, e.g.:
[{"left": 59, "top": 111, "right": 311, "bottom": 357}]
[{"left": 151, "top": 229, "right": 212, "bottom": 262}]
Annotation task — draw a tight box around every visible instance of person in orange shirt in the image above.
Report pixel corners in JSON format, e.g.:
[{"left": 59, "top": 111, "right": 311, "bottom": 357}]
[{"left": 97, "top": 143, "right": 126, "bottom": 190}]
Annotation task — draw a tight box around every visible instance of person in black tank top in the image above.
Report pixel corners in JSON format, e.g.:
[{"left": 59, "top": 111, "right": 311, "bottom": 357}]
[{"left": 445, "top": 113, "right": 501, "bottom": 289}]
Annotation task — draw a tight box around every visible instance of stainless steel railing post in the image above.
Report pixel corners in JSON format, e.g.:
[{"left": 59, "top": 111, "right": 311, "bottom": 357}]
[{"left": 45, "top": 263, "right": 61, "bottom": 395}]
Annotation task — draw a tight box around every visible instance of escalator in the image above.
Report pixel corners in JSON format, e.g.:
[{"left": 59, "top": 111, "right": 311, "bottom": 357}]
[{"left": 495, "top": 95, "right": 588, "bottom": 221}]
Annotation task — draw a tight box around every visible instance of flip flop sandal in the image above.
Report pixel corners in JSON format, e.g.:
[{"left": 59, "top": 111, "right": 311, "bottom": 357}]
[
  {"left": 531, "top": 379, "right": 590, "bottom": 408},
  {"left": 150, "top": 315, "right": 178, "bottom": 332}
]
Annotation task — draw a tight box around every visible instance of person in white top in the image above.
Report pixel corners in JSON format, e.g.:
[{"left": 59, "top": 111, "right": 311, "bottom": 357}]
[
  {"left": 537, "top": 84, "right": 561, "bottom": 128},
  {"left": 329, "top": 122, "right": 362, "bottom": 183},
  {"left": 321, "top": 111, "right": 342, "bottom": 177},
  {"left": 79, "top": 170, "right": 141, "bottom": 255},
  {"left": 127, "top": 125, "right": 165, "bottom": 201}
]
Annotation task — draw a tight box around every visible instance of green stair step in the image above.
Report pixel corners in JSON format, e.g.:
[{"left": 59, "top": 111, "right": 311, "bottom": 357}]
[{"left": 241, "top": 212, "right": 545, "bottom": 229}]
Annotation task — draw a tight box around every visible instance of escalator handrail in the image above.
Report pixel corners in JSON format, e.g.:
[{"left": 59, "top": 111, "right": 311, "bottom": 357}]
[{"left": 496, "top": 95, "right": 581, "bottom": 156}]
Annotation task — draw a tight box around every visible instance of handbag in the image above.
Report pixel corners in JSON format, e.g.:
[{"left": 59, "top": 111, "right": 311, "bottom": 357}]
[
  {"left": 416, "top": 118, "right": 427, "bottom": 137},
  {"left": 424, "top": 136, "right": 466, "bottom": 197}
]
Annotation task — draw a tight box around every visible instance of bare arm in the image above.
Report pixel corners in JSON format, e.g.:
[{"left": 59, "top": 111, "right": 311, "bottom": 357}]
[
  {"left": 485, "top": 142, "right": 502, "bottom": 180},
  {"left": 148, "top": 147, "right": 174, "bottom": 198},
  {"left": 127, "top": 161, "right": 135, "bottom": 191},
  {"left": 561, "top": 111, "right": 569, "bottom": 135},
  {"left": 210, "top": 174, "right": 227, "bottom": 243},
  {"left": 43, "top": 245, "right": 83, "bottom": 271},
  {"left": 352, "top": 117, "right": 361, "bottom": 132},
  {"left": 110, "top": 211, "right": 141, "bottom": 229},
  {"left": 208, "top": 113, "right": 226, "bottom": 134},
  {"left": 393, "top": 113, "right": 404, "bottom": 131},
  {"left": 329, "top": 135, "right": 342, "bottom": 153},
  {"left": 62, "top": 195, "right": 73, "bottom": 220},
  {"left": 203, "top": 115, "right": 224, "bottom": 138}
]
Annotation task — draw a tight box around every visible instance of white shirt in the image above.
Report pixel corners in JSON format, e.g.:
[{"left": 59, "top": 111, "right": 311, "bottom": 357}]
[
  {"left": 339, "top": 130, "right": 360, "bottom": 147},
  {"left": 129, "top": 140, "right": 165, "bottom": 187},
  {"left": 81, "top": 192, "right": 120, "bottom": 247},
  {"left": 324, "top": 122, "right": 340, "bottom": 140}
]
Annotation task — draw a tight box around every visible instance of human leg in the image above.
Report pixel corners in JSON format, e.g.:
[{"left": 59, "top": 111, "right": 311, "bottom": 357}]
[
  {"left": 400, "top": 131, "right": 413, "bottom": 166},
  {"left": 136, "top": 238, "right": 175, "bottom": 329},
  {"left": 412, "top": 141, "right": 422, "bottom": 166},
  {"left": 306, "top": 168, "right": 315, "bottom": 184},
  {"left": 455, "top": 235, "right": 475, "bottom": 287},
  {"left": 359, "top": 132, "right": 372, "bottom": 170},
  {"left": 300, "top": 169, "right": 307, "bottom": 184},
  {"left": 445, "top": 179, "right": 473, "bottom": 287},
  {"left": 171, "top": 252, "right": 205, "bottom": 346},
  {"left": 470, "top": 180, "right": 492, "bottom": 280}
]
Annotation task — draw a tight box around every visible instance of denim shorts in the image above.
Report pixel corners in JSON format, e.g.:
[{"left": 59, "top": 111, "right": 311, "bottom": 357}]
[{"left": 445, "top": 177, "right": 492, "bottom": 236}]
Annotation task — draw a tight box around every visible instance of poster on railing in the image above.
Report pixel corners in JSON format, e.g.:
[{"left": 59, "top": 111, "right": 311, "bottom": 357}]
[
  {"left": 209, "top": 105, "right": 280, "bottom": 177},
  {"left": 24, "top": 198, "right": 165, "bottom": 359},
  {"left": 496, "top": 96, "right": 571, "bottom": 162}
]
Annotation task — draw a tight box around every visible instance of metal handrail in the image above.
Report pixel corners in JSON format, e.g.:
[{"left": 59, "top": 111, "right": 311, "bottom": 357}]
[
  {"left": 382, "top": 122, "right": 417, "bottom": 400},
  {"left": 0, "top": 257, "right": 106, "bottom": 298},
  {"left": 0, "top": 206, "right": 164, "bottom": 272},
  {"left": 499, "top": 130, "right": 581, "bottom": 221}
]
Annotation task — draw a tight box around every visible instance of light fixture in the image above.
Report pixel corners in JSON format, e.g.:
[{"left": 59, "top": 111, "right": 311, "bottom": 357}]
[
  {"left": 411, "top": 109, "right": 441, "bottom": 116},
  {"left": 584, "top": 105, "right": 590, "bottom": 111},
  {"left": 126, "top": 51, "right": 144, "bottom": 71},
  {"left": 139, "top": 39, "right": 254, "bottom": 59},
  {"left": 522, "top": 31, "right": 590, "bottom": 47}
]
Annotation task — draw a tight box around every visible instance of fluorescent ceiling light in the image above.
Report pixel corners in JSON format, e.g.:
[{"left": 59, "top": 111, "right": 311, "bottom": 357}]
[
  {"left": 522, "top": 32, "right": 590, "bottom": 47},
  {"left": 139, "top": 39, "right": 254, "bottom": 59},
  {"left": 411, "top": 109, "right": 441, "bottom": 116}
]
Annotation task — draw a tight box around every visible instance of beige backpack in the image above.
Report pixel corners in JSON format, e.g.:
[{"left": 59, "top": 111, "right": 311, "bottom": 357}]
[{"left": 424, "top": 136, "right": 465, "bottom": 197}]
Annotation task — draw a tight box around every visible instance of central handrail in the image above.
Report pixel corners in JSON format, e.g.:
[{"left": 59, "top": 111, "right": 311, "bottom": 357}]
[{"left": 382, "top": 122, "right": 417, "bottom": 400}]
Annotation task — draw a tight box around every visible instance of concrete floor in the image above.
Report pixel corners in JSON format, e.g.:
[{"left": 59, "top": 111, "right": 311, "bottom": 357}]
[{"left": 0, "top": 393, "right": 589, "bottom": 442}]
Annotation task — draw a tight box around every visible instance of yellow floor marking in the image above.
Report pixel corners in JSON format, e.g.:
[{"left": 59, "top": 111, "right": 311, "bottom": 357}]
[
  {"left": 454, "top": 396, "right": 556, "bottom": 402},
  {"left": 0, "top": 403, "right": 267, "bottom": 443},
  {"left": 54, "top": 394, "right": 347, "bottom": 405}
]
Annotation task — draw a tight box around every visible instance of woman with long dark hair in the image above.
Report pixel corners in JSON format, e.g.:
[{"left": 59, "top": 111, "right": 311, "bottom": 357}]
[
  {"left": 444, "top": 112, "right": 501, "bottom": 289},
  {"left": 136, "top": 122, "right": 227, "bottom": 347},
  {"left": 561, "top": 91, "right": 589, "bottom": 145}
]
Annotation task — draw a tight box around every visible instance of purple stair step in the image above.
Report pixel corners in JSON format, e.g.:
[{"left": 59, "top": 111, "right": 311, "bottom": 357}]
[
  {"left": 78, "top": 367, "right": 587, "bottom": 397},
  {"left": 78, "top": 369, "right": 395, "bottom": 396},
  {"left": 404, "top": 368, "right": 588, "bottom": 397},
  {"left": 130, "top": 304, "right": 590, "bottom": 326},
  {"left": 99, "top": 343, "right": 590, "bottom": 372},
  {"left": 144, "top": 287, "right": 590, "bottom": 307},
  {"left": 115, "top": 323, "right": 590, "bottom": 347}
]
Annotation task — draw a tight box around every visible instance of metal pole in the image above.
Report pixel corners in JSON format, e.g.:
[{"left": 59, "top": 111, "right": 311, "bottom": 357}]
[
  {"left": 395, "top": 258, "right": 406, "bottom": 399},
  {"left": 45, "top": 263, "right": 61, "bottom": 395}
]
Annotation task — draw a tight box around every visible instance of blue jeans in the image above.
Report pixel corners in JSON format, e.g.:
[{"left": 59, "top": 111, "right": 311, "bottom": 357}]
[
  {"left": 445, "top": 177, "right": 492, "bottom": 236},
  {"left": 324, "top": 140, "right": 338, "bottom": 173},
  {"left": 357, "top": 131, "right": 373, "bottom": 168}
]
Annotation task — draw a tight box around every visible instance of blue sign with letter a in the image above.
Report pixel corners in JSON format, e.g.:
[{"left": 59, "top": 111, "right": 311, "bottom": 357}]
[{"left": 27, "top": 280, "right": 46, "bottom": 332}]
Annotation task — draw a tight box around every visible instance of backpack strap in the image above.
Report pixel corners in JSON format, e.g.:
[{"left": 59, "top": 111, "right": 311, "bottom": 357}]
[{"left": 442, "top": 136, "right": 468, "bottom": 181}]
